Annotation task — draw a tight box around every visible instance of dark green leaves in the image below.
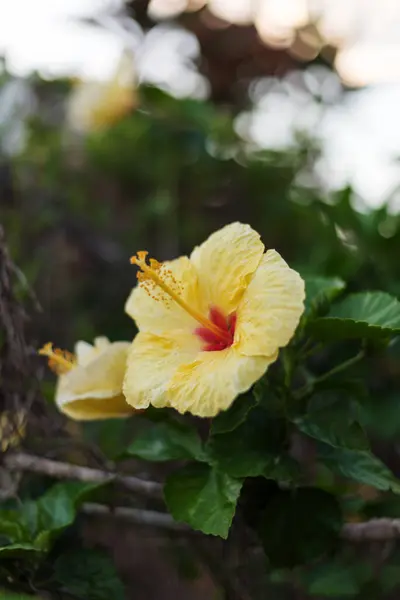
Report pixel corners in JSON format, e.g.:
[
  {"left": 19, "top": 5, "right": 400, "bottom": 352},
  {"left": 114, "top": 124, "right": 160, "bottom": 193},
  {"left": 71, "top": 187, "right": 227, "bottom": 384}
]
[
  {"left": 211, "top": 394, "right": 257, "bottom": 435},
  {"left": 303, "top": 560, "right": 373, "bottom": 597},
  {"left": 54, "top": 549, "right": 125, "bottom": 600},
  {"left": 304, "top": 276, "right": 346, "bottom": 315},
  {"left": 318, "top": 446, "right": 400, "bottom": 493},
  {"left": 207, "top": 408, "right": 286, "bottom": 478},
  {"left": 295, "top": 393, "right": 369, "bottom": 451},
  {"left": 311, "top": 292, "right": 400, "bottom": 339},
  {"left": 0, "top": 511, "right": 30, "bottom": 546},
  {"left": 164, "top": 463, "right": 242, "bottom": 538},
  {"left": 258, "top": 488, "right": 342, "bottom": 568},
  {"left": 126, "top": 420, "right": 206, "bottom": 462}
]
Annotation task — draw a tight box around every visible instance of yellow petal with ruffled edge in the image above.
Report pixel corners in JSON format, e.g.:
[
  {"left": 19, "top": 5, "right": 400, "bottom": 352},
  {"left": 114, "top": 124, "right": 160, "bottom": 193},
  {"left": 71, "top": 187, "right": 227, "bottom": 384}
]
[
  {"left": 123, "top": 331, "right": 201, "bottom": 410},
  {"left": 125, "top": 256, "right": 202, "bottom": 335},
  {"left": 190, "top": 222, "right": 264, "bottom": 314},
  {"left": 75, "top": 336, "right": 110, "bottom": 367},
  {"left": 56, "top": 341, "right": 133, "bottom": 420},
  {"left": 236, "top": 250, "right": 305, "bottom": 357},
  {"left": 168, "top": 347, "right": 275, "bottom": 417}
]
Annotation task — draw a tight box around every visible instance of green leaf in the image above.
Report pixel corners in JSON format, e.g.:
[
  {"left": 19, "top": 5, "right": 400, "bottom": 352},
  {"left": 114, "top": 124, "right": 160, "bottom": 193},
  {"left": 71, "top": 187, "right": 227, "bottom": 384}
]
[
  {"left": 0, "top": 511, "right": 31, "bottom": 544},
  {"left": 21, "top": 481, "right": 103, "bottom": 551},
  {"left": 164, "top": 463, "right": 242, "bottom": 538},
  {"left": 258, "top": 487, "right": 342, "bottom": 567},
  {"left": 207, "top": 408, "right": 286, "bottom": 478},
  {"left": 311, "top": 292, "right": 400, "bottom": 339},
  {"left": 126, "top": 421, "right": 206, "bottom": 462},
  {"left": 362, "top": 393, "right": 400, "bottom": 440},
  {"left": 304, "top": 276, "right": 346, "bottom": 315},
  {"left": 295, "top": 393, "right": 369, "bottom": 451},
  {"left": 318, "top": 446, "right": 400, "bottom": 493},
  {"left": 381, "top": 565, "right": 400, "bottom": 593},
  {"left": 211, "top": 394, "right": 257, "bottom": 435},
  {"left": 54, "top": 548, "right": 125, "bottom": 600},
  {"left": 0, "top": 543, "right": 38, "bottom": 557},
  {"left": 253, "top": 380, "right": 285, "bottom": 416},
  {"left": 83, "top": 419, "right": 130, "bottom": 460},
  {"left": 304, "top": 561, "right": 372, "bottom": 597},
  {"left": 375, "top": 548, "right": 400, "bottom": 593}
]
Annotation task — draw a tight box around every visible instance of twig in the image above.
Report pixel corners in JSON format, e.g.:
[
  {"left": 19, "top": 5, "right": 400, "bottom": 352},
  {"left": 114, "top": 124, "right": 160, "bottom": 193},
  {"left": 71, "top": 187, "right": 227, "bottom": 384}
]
[
  {"left": 82, "top": 502, "right": 191, "bottom": 533},
  {"left": 7, "top": 453, "right": 400, "bottom": 544},
  {"left": 4, "top": 452, "right": 163, "bottom": 500},
  {"left": 295, "top": 349, "right": 365, "bottom": 400},
  {"left": 341, "top": 519, "right": 400, "bottom": 542}
]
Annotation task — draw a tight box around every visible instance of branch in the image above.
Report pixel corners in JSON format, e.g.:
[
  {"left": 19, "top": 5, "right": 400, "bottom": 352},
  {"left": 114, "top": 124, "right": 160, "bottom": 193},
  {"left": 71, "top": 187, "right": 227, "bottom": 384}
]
[
  {"left": 82, "top": 502, "right": 191, "bottom": 533},
  {"left": 341, "top": 519, "right": 400, "bottom": 542},
  {"left": 4, "top": 452, "right": 163, "bottom": 500},
  {"left": 7, "top": 453, "right": 400, "bottom": 543}
]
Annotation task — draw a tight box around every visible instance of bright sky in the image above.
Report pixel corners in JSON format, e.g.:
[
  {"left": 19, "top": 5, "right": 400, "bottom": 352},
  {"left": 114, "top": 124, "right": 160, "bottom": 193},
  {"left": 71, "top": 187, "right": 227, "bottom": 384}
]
[{"left": 1, "top": 0, "right": 400, "bottom": 209}]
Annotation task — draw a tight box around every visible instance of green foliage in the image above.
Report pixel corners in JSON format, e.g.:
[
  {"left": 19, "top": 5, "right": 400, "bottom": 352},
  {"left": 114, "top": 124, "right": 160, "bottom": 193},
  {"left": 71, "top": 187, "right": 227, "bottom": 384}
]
[
  {"left": 0, "top": 482, "right": 102, "bottom": 555},
  {"left": 207, "top": 407, "right": 287, "bottom": 478},
  {"left": 318, "top": 446, "right": 400, "bottom": 493},
  {"left": 304, "top": 276, "right": 346, "bottom": 315},
  {"left": 311, "top": 292, "right": 400, "bottom": 339},
  {"left": 302, "top": 559, "right": 373, "bottom": 597},
  {"left": 258, "top": 488, "right": 342, "bottom": 568},
  {"left": 294, "top": 392, "right": 369, "bottom": 450},
  {"left": 126, "top": 420, "right": 206, "bottom": 462},
  {"left": 164, "top": 463, "right": 242, "bottom": 538},
  {"left": 210, "top": 393, "right": 257, "bottom": 435},
  {"left": 54, "top": 548, "right": 125, "bottom": 600}
]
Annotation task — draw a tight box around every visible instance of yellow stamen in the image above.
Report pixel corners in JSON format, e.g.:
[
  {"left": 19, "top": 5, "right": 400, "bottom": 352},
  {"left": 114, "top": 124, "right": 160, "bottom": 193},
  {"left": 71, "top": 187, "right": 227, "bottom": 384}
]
[
  {"left": 130, "top": 252, "right": 232, "bottom": 344},
  {"left": 39, "top": 342, "right": 76, "bottom": 375}
]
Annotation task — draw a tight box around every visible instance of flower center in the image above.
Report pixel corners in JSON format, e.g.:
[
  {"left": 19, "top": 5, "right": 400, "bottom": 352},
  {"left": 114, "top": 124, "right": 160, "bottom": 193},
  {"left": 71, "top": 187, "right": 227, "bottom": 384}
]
[
  {"left": 131, "top": 251, "right": 236, "bottom": 350},
  {"left": 39, "top": 343, "right": 76, "bottom": 375},
  {"left": 194, "top": 307, "right": 236, "bottom": 351}
]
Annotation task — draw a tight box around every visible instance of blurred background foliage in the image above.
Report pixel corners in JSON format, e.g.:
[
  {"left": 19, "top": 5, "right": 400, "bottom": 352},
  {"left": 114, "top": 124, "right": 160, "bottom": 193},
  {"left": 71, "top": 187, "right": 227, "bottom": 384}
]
[{"left": 2, "top": 1, "right": 400, "bottom": 598}]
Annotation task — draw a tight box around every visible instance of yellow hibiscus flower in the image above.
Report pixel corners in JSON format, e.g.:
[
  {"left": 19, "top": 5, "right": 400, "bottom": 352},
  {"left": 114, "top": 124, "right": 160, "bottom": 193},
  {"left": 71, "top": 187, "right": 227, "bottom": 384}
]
[
  {"left": 123, "top": 222, "right": 305, "bottom": 417},
  {"left": 39, "top": 337, "right": 134, "bottom": 420},
  {"left": 67, "top": 50, "right": 137, "bottom": 133}
]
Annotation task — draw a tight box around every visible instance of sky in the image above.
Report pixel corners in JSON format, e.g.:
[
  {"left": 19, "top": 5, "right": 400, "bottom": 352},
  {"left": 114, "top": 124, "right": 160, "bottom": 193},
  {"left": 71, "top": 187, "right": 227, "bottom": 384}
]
[{"left": 0, "top": 0, "right": 400, "bottom": 209}]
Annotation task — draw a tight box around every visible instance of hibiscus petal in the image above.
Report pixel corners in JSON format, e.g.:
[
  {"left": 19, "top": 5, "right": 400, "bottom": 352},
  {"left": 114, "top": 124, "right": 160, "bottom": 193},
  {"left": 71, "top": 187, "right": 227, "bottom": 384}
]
[
  {"left": 59, "top": 394, "right": 133, "bottom": 421},
  {"left": 236, "top": 250, "right": 305, "bottom": 357},
  {"left": 125, "top": 256, "right": 202, "bottom": 335},
  {"left": 75, "top": 336, "right": 110, "bottom": 367},
  {"left": 168, "top": 347, "right": 274, "bottom": 417},
  {"left": 123, "top": 331, "right": 201, "bottom": 410},
  {"left": 56, "top": 341, "right": 133, "bottom": 420},
  {"left": 190, "top": 222, "right": 264, "bottom": 314}
]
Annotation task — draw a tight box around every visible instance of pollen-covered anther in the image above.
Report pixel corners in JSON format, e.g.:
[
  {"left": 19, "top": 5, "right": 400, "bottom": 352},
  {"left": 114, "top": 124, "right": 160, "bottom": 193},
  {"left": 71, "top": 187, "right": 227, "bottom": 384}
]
[
  {"left": 39, "top": 343, "right": 76, "bottom": 375},
  {"left": 130, "top": 248, "right": 236, "bottom": 344}
]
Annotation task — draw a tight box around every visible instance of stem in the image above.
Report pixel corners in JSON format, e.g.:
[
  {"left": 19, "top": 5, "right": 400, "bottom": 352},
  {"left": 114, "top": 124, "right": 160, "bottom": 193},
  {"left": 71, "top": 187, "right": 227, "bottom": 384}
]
[
  {"left": 4, "top": 452, "right": 163, "bottom": 500},
  {"left": 296, "top": 350, "right": 364, "bottom": 400},
  {"left": 282, "top": 348, "right": 294, "bottom": 388},
  {"left": 313, "top": 350, "right": 364, "bottom": 384}
]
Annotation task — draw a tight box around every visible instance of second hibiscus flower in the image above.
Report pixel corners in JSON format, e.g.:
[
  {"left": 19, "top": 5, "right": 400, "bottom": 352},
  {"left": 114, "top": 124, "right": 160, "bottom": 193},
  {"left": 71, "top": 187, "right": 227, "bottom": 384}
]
[{"left": 124, "top": 222, "right": 305, "bottom": 417}]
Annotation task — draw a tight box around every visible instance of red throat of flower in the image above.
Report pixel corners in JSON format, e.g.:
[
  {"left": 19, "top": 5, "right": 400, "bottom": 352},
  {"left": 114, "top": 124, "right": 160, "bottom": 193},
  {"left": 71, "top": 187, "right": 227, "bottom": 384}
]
[{"left": 195, "top": 307, "right": 236, "bottom": 351}]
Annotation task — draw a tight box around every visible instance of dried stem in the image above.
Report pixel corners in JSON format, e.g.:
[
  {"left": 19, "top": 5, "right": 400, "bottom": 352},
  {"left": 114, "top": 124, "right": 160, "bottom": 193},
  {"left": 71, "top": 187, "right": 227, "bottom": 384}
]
[
  {"left": 82, "top": 502, "right": 190, "bottom": 532},
  {"left": 6, "top": 452, "right": 400, "bottom": 543},
  {"left": 4, "top": 452, "right": 163, "bottom": 500},
  {"left": 341, "top": 518, "right": 400, "bottom": 542}
]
